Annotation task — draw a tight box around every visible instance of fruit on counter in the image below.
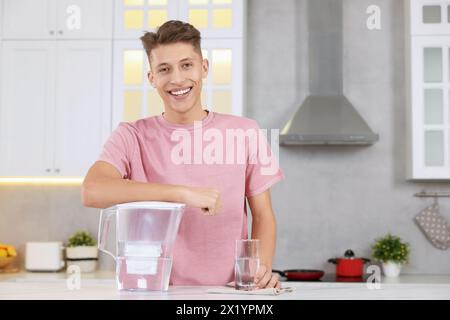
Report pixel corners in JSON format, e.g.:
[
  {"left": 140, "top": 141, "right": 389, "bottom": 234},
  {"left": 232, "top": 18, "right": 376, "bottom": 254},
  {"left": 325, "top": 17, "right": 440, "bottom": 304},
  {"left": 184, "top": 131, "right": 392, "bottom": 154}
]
[
  {"left": 0, "top": 243, "right": 17, "bottom": 257},
  {"left": 7, "top": 247, "right": 17, "bottom": 257}
]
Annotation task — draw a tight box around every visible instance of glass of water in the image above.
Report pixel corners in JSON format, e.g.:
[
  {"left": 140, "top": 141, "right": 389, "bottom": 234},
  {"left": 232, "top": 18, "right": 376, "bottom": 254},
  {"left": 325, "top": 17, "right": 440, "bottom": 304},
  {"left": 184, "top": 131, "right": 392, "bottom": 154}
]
[{"left": 235, "top": 239, "right": 260, "bottom": 290}]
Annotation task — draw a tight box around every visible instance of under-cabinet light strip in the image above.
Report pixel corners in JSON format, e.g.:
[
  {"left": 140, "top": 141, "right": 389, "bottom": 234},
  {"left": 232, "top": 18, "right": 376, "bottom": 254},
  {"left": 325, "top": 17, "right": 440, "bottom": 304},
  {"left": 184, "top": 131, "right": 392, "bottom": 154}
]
[{"left": 0, "top": 177, "right": 83, "bottom": 185}]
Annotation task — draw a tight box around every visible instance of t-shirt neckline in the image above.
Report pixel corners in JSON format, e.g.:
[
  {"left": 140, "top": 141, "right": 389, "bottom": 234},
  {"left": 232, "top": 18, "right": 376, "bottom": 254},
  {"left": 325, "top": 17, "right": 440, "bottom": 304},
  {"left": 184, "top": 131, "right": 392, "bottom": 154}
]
[{"left": 156, "top": 109, "right": 214, "bottom": 131}]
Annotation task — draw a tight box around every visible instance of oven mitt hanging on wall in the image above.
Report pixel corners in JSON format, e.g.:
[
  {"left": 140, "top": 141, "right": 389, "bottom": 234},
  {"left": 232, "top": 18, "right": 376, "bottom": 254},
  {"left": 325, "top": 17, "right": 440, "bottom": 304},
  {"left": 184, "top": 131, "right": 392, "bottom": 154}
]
[{"left": 414, "top": 203, "right": 450, "bottom": 250}]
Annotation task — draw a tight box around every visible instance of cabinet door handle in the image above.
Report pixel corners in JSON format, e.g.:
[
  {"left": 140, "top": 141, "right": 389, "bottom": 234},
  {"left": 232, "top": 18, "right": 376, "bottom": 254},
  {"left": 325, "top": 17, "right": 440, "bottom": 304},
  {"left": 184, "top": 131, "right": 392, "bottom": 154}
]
[
  {"left": 45, "top": 168, "right": 51, "bottom": 173},
  {"left": 49, "top": 30, "right": 55, "bottom": 35},
  {"left": 55, "top": 169, "right": 60, "bottom": 173},
  {"left": 58, "top": 30, "right": 63, "bottom": 35}
]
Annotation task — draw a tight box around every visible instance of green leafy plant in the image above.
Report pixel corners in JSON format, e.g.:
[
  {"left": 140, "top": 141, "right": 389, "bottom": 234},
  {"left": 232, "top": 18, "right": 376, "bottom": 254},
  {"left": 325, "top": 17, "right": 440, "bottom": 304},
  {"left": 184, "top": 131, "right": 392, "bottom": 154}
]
[
  {"left": 372, "top": 234, "right": 410, "bottom": 264},
  {"left": 67, "top": 230, "right": 96, "bottom": 247}
]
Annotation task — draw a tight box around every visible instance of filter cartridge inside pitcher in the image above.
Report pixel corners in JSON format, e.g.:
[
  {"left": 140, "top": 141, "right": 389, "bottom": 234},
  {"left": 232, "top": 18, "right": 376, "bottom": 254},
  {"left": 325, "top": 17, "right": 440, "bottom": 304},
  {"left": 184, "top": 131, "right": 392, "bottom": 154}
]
[{"left": 116, "top": 241, "right": 172, "bottom": 291}]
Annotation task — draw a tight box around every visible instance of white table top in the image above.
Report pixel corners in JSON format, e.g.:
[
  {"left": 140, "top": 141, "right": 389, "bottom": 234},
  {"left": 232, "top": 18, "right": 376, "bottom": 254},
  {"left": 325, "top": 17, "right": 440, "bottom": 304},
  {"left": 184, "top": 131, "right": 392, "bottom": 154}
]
[{"left": 1, "top": 271, "right": 450, "bottom": 300}]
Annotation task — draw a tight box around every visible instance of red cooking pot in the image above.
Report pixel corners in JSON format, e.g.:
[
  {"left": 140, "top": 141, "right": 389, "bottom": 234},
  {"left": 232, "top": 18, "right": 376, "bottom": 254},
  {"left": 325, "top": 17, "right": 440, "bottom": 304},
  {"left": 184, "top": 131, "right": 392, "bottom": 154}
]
[{"left": 328, "top": 249, "right": 370, "bottom": 277}]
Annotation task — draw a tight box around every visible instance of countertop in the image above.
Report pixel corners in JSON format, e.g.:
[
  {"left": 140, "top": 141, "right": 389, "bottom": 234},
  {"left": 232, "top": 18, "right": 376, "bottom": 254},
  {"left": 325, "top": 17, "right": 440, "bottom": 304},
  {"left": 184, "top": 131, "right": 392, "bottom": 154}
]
[{"left": 1, "top": 271, "right": 450, "bottom": 300}]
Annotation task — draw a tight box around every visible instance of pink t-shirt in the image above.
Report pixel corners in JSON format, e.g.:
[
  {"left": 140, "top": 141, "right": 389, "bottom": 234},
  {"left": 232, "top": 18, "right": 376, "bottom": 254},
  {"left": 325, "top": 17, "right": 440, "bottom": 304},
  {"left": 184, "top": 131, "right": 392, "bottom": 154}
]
[{"left": 98, "top": 111, "right": 284, "bottom": 285}]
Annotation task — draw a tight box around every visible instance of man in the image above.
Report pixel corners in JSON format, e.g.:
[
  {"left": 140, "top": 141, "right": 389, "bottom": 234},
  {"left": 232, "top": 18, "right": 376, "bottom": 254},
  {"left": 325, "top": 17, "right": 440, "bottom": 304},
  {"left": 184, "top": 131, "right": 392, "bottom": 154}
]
[{"left": 82, "top": 20, "right": 283, "bottom": 289}]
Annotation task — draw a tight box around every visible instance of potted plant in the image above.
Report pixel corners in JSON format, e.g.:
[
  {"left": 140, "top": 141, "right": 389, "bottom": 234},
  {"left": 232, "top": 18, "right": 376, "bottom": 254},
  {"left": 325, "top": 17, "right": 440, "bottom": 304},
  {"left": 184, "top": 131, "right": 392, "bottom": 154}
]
[
  {"left": 372, "top": 234, "right": 410, "bottom": 278},
  {"left": 65, "top": 230, "right": 98, "bottom": 273}
]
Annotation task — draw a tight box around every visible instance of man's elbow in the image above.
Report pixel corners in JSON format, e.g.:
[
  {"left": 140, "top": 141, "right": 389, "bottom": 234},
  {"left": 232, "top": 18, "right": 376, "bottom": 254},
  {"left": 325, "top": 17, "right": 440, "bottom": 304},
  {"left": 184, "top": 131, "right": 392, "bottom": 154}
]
[{"left": 81, "top": 180, "right": 105, "bottom": 209}]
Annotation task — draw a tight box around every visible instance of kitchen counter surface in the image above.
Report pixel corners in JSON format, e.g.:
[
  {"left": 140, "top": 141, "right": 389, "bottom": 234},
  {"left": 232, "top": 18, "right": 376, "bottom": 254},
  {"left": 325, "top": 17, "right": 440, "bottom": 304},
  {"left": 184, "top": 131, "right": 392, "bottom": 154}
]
[{"left": 1, "top": 271, "right": 450, "bottom": 300}]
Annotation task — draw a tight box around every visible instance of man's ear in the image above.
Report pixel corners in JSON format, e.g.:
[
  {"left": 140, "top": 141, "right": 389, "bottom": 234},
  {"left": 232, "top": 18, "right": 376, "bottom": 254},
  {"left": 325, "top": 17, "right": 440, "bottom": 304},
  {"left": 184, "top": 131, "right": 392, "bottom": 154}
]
[
  {"left": 148, "top": 71, "right": 156, "bottom": 88},
  {"left": 202, "top": 59, "right": 209, "bottom": 79}
]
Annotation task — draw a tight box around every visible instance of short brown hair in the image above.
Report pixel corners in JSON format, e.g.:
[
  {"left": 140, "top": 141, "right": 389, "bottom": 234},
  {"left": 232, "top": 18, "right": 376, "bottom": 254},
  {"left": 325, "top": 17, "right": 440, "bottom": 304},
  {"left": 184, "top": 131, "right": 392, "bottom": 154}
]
[{"left": 140, "top": 20, "right": 202, "bottom": 64}]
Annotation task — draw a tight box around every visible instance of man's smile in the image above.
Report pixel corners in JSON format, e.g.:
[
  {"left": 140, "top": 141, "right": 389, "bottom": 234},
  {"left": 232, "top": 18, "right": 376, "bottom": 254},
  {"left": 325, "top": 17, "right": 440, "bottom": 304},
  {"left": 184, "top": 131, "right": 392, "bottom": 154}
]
[{"left": 168, "top": 86, "right": 193, "bottom": 98}]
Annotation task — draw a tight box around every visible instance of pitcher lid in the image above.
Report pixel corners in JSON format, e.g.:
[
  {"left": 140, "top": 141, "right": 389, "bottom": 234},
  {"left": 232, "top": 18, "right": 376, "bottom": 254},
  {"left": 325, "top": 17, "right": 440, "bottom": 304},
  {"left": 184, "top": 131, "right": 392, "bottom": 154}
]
[{"left": 112, "top": 201, "right": 186, "bottom": 210}]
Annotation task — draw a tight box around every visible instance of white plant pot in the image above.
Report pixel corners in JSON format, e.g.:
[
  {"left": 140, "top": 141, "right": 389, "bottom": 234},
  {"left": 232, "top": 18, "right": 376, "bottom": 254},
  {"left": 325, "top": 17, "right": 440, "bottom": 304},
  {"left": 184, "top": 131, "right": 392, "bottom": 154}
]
[
  {"left": 65, "top": 246, "right": 98, "bottom": 273},
  {"left": 382, "top": 261, "right": 402, "bottom": 278}
]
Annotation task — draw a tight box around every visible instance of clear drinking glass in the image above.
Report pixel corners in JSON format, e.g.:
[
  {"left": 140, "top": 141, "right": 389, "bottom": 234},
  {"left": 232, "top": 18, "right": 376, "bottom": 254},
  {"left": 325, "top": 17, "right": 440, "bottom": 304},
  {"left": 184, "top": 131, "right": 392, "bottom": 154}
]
[{"left": 234, "top": 239, "right": 260, "bottom": 290}]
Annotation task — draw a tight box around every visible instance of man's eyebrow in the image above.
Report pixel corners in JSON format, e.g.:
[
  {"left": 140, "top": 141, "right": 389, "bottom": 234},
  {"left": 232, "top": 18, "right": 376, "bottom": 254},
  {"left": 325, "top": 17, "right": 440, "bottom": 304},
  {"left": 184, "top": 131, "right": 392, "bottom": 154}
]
[
  {"left": 155, "top": 62, "right": 169, "bottom": 69},
  {"left": 155, "top": 58, "right": 193, "bottom": 69},
  {"left": 179, "top": 57, "right": 193, "bottom": 62}
]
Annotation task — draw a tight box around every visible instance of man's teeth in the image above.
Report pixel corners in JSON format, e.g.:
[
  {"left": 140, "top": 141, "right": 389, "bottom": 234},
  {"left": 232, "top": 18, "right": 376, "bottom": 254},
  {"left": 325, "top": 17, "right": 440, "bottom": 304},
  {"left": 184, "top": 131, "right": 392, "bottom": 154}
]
[{"left": 170, "top": 87, "right": 191, "bottom": 96}]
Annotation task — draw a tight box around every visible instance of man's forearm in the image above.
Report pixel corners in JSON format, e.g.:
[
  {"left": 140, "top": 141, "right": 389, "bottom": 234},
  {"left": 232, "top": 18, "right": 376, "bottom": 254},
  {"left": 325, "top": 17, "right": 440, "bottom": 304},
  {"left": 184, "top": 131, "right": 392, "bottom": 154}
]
[
  {"left": 82, "top": 178, "right": 185, "bottom": 209},
  {"left": 251, "top": 213, "right": 277, "bottom": 269}
]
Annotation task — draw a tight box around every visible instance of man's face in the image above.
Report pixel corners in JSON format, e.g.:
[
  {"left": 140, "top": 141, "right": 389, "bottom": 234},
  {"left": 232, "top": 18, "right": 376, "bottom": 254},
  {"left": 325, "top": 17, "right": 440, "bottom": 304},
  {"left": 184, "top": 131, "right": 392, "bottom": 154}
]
[{"left": 148, "top": 42, "right": 208, "bottom": 115}]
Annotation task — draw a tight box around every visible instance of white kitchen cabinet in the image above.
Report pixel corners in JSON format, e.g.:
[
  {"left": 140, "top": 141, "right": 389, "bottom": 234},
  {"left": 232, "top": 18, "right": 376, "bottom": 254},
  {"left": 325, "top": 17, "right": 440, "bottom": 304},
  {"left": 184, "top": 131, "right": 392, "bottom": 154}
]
[
  {"left": 2, "top": 0, "right": 54, "bottom": 39},
  {"left": 0, "top": 42, "right": 55, "bottom": 176},
  {"left": 178, "top": 0, "right": 244, "bottom": 39},
  {"left": 409, "top": 0, "right": 450, "bottom": 35},
  {"left": 0, "top": 41, "right": 111, "bottom": 176},
  {"left": 112, "top": 38, "right": 243, "bottom": 128},
  {"left": 112, "top": 0, "right": 245, "bottom": 126},
  {"left": 114, "top": 0, "right": 178, "bottom": 39},
  {"left": 201, "top": 38, "right": 243, "bottom": 116},
  {"left": 0, "top": 0, "right": 3, "bottom": 39},
  {"left": 1, "top": 0, "right": 112, "bottom": 39},
  {"left": 406, "top": 0, "right": 450, "bottom": 179},
  {"left": 114, "top": 0, "right": 244, "bottom": 39},
  {"left": 0, "top": 1, "right": 2, "bottom": 122},
  {"left": 53, "top": 41, "right": 112, "bottom": 176}
]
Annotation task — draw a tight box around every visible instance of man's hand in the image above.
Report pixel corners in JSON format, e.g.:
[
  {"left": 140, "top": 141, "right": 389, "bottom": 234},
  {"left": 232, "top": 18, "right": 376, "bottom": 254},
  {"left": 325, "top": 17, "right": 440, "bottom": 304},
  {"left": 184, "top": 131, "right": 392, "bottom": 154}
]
[
  {"left": 254, "top": 264, "right": 281, "bottom": 290},
  {"left": 181, "top": 186, "right": 221, "bottom": 215}
]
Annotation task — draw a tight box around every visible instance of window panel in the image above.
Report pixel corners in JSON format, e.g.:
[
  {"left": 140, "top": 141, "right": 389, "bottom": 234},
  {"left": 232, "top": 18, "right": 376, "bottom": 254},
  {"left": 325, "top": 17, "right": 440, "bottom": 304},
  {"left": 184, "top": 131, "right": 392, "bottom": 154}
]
[
  {"left": 147, "top": 91, "right": 164, "bottom": 116},
  {"left": 423, "top": 5, "right": 441, "bottom": 23},
  {"left": 424, "top": 48, "right": 442, "bottom": 83},
  {"left": 189, "top": 9, "right": 209, "bottom": 29},
  {"left": 213, "top": 8, "right": 232, "bottom": 28},
  {"left": 148, "top": 10, "right": 167, "bottom": 28},
  {"left": 148, "top": 0, "right": 167, "bottom": 5},
  {"left": 125, "top": 0, "right": 144, "bottom": 6},
  {"left": 425, "top": 131, "right": 444, "bottom": 166},
  {"left": 212, "top": 49, "right": 232, "bottom": 84},
  {"left": 189, "top": 0, "right": 209, "bottom": 5},
  {"left": 213, "top": 90, "right": 232, "bottom": 114},
  {"left": 424, "top": 89, "right": 443, "bottom": 125},
  {"left": 124, "top": 50, "right": 144, "bottom": 85},
  {"left": 212, "top": 0, "right": 232, "bottom": 4},
  {"left": 124, "top": 10, "right": 144, "bottom": 29},
  {"left": 124, "top": 91, "right": 142, "bottom": 122}
]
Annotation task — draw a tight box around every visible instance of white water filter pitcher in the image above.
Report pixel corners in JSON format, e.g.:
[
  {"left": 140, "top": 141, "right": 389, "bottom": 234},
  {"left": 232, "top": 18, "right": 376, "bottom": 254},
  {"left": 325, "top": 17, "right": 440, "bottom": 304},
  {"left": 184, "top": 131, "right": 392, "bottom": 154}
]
[{"left": 98, "top": 201, "right": 185, "bottom": 291}]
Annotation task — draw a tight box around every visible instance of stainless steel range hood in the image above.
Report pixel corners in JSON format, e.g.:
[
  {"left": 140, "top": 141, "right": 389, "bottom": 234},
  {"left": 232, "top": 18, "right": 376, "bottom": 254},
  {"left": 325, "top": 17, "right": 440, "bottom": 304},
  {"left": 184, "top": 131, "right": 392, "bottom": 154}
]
[
  {"left": 280, "top": 0, "right": 379, "bottom": 146},
  {"left": 281, "top": 95, "right": 379, "bottom": 145}
]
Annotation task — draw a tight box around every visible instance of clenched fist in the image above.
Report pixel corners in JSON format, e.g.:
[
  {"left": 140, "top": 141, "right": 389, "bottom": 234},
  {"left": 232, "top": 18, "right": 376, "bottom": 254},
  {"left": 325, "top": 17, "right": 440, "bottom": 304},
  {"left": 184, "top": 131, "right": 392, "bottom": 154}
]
[{"left": 181, "top": 186, "right": 221, "bottom": 216}]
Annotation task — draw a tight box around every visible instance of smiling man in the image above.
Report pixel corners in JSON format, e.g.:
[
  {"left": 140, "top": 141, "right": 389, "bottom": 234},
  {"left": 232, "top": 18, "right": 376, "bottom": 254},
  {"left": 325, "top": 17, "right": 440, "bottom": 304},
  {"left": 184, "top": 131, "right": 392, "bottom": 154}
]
[{"left": 82, "top": 20, "right": 284, "bottom": 289}]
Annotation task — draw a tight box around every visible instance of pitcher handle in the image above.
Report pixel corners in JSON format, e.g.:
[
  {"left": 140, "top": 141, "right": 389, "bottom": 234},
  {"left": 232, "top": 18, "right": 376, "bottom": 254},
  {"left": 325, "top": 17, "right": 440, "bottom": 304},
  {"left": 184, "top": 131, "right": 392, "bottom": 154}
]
[{"left": 98, "top": 207, "right": 116, "bottom": 260}]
